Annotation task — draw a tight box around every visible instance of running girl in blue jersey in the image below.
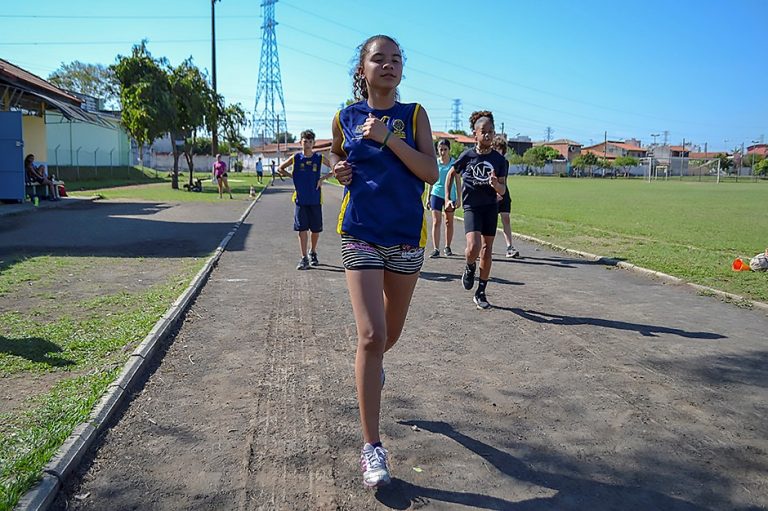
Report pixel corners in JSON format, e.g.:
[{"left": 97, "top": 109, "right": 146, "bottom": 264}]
[
  {"left": 277, "top": 129, "right": 333, "bottom": 270},
  {"left": 426, "top": 139, "right": 457, "bottom": 258},
  {"left": 445, "top": 110, "right": 507, "bottom": 309},
  {"left": 330, "top": 34, "right": 438, "bottom": 488}
]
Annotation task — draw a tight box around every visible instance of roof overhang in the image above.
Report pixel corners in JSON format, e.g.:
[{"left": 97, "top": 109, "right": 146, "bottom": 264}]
[{"left": 1, "top": 82, "right": 112, "bottom": 127}]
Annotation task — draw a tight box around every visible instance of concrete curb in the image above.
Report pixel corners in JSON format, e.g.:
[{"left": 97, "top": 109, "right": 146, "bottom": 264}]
[
  {"left": 449, "top": 215, "right": 768, "bottom": 314},
  {"left": 14, "top": 192, "right": 264, "bottom": 511}
]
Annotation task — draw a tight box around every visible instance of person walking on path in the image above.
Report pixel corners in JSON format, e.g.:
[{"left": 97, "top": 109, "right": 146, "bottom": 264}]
[
  {"left": 426, "top": 139, "right": 457, "bottom": 258},
  {"left": 277, "top": 129, "right": 334, "bottom": 270},
  {"left": 492, "top": 136, "right": 520, "bottom": 258},
  {"left": 212, "top": 154, "right": 233, "bottom": 199},
  {"left": 445, "top": 110, "right": 508, "bottom": 309},
  {"left": 330, "top": 34, "right": 438, "bottom": 488},
  {"left": 255, "top": 156, "right": 264, "bottom": 183}
]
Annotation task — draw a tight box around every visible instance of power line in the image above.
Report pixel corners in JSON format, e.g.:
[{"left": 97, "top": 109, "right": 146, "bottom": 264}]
[
  {"left": 0, "top": 14, "right": 261, "bottom": 19},
  {"left": 0, "top": 37, "right": 261, "bottom": 46}
]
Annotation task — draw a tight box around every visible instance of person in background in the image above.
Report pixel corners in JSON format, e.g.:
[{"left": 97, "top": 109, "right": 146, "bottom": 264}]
[
  {"left": 24, "top": 154, "right": 58, "bottom": 200},
  {"left": 212, "top": 154, "right": 233, "bottom": 199}
]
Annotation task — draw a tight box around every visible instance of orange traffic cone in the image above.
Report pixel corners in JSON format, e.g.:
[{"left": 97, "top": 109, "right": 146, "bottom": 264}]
[{"left": 732, "top": 258, "right": 751, "bottom": 271}]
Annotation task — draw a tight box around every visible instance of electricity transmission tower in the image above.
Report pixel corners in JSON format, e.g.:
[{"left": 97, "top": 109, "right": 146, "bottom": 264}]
[
  {"left": 252, "top": 0, "right": 287, "bottom": 145},
  {"left": 451, "top": 99, "right": 462, "bottom": 131},
  {"left": 545, "top": 126, "right": 554, "bottom": 141}
]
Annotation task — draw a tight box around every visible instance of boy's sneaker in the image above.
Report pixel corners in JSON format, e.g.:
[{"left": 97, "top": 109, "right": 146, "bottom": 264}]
[
  {"left": 429, "top": 248, "right": 440, "bottom": 258},
  {"left": 462, "top": 264, "right": 476, "bottom": 290},
  {"left": 444, "top": 246, "right": 453, "bottom": 257},
  {"left": 473, "top": 291, "right": 491, "bottom": 310},
  {"left": 506, "top": 245, "right": 520, "bottom": 258},
  {"left": 309, "top": 252, "right": 319, "bottom": 266},
  {"left": 360, "top": 443, "right": 391, "bottom": 488},
  {"left": 296, "top": 257, "right": 310, "bottom": 270}
]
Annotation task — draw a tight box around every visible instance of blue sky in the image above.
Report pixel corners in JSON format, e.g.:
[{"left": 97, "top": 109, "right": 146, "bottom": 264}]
[{"left": 3, "top": 0, "right": 766, "bottom": 150}]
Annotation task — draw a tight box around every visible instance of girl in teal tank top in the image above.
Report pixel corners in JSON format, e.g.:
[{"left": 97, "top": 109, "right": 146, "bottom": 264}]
[{"left": 426, "top": 138, "right": 458, "bottom": 257}]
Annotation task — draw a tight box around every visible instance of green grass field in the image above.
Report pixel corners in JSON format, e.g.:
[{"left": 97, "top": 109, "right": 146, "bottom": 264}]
[
  {"left": 503, "top": 177, "right": 767, "bottom": 303},
  {"left": 70, "top": 172, "right": 266, "bottom": 203},
  {"left": 0, "top": 257, "right": 205, "bottom": 510}
]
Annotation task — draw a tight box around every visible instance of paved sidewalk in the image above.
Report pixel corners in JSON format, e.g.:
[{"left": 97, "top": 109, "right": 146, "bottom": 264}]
[{"left": 55, "top": 180, "right": 768, "bottom": 510}]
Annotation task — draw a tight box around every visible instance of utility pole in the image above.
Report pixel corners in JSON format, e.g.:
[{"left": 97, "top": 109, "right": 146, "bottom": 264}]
[
  {"left": 603, "top": 130, "right": 607, "bottom": 160},
  {"left": 662, "top": 130, "right": 669, "bottom": 146},
  {"left": 211, "top": 0, "right": 221, "bottom": 156},
  {"left": 450, "top": 99, "right": 462, "bottom": 131},
  {"left": 681, "top": 137, "right": 686, "bottom": 179},
  {"left": 500, "top": 122, "right": 505, "bottom": 135}
]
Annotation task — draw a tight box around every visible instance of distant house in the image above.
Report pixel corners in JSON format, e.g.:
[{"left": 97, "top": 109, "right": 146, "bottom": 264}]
[
  {"left": 582, "top": 140, "right": 648, "bottom": 160},
  {"left": 746, "top": 143, "right": 768, "bottom": 157},
  {"left": 533, "top": 139, "right": 582, "bottom": 161}
]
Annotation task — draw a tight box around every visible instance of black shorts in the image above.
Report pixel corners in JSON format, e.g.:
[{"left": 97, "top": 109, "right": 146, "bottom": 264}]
[
  {"left": 498, "top": 191, "right": 511, "bottom": 214},
  {"left": 464, "top": 204, "right": 498, "bottom": 236},
  {"left": 294, "top": 204, "right": 323, "bottom": 232}
]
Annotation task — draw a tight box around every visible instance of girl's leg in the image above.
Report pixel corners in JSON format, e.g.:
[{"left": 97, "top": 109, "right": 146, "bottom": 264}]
[
  {"left": 465, "top": 231, "right": 482, "bottom": 263},
  {"left": 346, "top": 269, "right": 386, "bottom": 445},
  {"left": 382, "top": 271, "right": 420, "bottom": 352},
  {"left": 500, "top": 212, "right": 512, "bottom": 247},
  {"left": 478, "top": 235, "right": 495, "bottom": 281},
  {"left": 222, "top": 176, "right": 233, "bottom": 198},
  {"left": 445, "top": 210, "right": 455, "bottom": 249},
  {"left": 431, "top": 210, "right": 442, "bottom": 250},
  {"left": 217, "top": 177, "right": 223, "bottom": 198}
]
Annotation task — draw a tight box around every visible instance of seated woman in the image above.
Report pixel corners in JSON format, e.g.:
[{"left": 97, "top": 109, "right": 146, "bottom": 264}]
[{"left": 24, "top": 154, "right": 58, "bottom": 200}]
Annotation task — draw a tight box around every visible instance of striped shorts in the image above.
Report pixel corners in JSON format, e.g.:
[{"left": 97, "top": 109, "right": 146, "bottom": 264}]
[{"left": 341, "top": 235, "right": 424, "bottom": 274}]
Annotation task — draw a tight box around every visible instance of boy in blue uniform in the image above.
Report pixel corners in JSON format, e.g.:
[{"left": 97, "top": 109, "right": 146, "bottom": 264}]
[{"left": 278, "top": 129, "right": 333, "bottom": 270}]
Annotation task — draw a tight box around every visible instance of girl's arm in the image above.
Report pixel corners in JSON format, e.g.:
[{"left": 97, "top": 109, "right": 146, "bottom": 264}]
[
  {"left": 330, "top": 114, "right": 353, "bottom": 185},
  {"left": 362, "top": 108, "right": 438, "bottom": 184}
]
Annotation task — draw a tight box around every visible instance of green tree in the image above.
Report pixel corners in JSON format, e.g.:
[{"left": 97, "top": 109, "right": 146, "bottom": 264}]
[
  {"left": 508, "top": 153, "right": 524, "bottom": 165},
  {"left": 522, "top": 145, "right": 561, "bottom": 167},
  {"left": 716, "top": 153, "right": 732, "bottom": 174},
  {"left": 614, "top": 155, "right": 639, "bottom": 177},
  {"left": 220, "top": 103, "right": 250, "bottom": 154},
  {"left": 753, "top": 158, "right": 768, "bottom": 177},
  {"left": 167, "top": 57, "right": 212, "bottom": 189},
  {"left": 272, "top": 132, "right": 296, "bottom": 144},
  {"left": 572, "top": 153, "right": 598, "bottom": 176},
  {"left": 448, "top": 129, "right": 468, "bottom": 136},
  {"left": 449, "top": 141, "right": 466, "bottom": 160},
  {"left": 111, "top": 42, "right": 174, "bottom": 170},
  {"left": 48, "top": 61, "right": 119, "bottom": 108}
]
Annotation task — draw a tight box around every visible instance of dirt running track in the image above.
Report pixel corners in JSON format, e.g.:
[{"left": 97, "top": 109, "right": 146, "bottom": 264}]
[{"left": 55, "top": 181, "right": 768, "bottom": 511}]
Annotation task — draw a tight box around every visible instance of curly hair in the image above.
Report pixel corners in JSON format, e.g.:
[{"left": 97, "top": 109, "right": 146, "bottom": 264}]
[
  {"left": 351, "top": 35, "right": 402, "bottom": 101},
  {"left": 469, "top": 110, "right": 494, "bottom": 131},
  {"left": 492, "top": 135, "right": 507, "bottom": 153}
]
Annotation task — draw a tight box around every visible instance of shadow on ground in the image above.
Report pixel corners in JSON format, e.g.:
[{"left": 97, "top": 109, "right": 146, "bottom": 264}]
[
  {"left": 379, "top": 420, "right": 730, "bottom": 511},
  {"left": 496, "top": 308, "right": 727, "bottom": 340},
  {"left": 0, "top": 335, "right": 75, "bottom": 367}
]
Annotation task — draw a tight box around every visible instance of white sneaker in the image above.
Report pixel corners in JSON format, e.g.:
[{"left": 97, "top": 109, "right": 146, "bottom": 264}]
[
  {"left": 506, "top": 245, "right": 520, "bottom": 258},
  {"left": 360, "top": 443, "right": 391, "bottom": 488}
]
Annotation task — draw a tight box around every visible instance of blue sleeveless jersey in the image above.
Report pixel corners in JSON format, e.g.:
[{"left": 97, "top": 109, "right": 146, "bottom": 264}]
[
  {"left": 291, "top": 152, "right": 323, "bottom": 205},
  {"left": 335, "top": 101, "right": 427, "bottom": 247}
]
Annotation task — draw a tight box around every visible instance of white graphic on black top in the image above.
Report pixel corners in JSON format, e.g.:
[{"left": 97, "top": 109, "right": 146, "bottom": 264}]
[{"left": 467, "top": 161, "right": 494, "bottom": 184}]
